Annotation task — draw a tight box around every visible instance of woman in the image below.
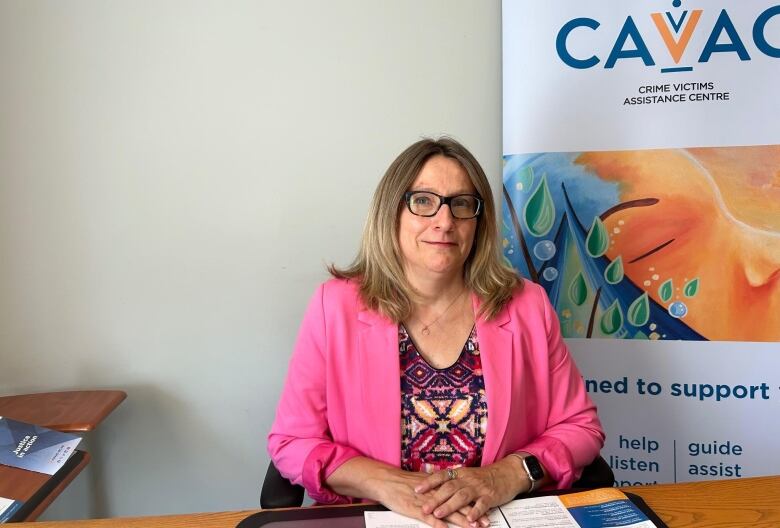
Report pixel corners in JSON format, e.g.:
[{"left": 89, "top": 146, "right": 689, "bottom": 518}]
[{"left": 268, "top": 138, "right": 604, "bottom": 528}]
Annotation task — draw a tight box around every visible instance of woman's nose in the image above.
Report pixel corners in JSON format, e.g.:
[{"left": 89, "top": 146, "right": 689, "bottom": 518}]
[{"left": 431, "top": 202, "right": 456, "bottom": 228}]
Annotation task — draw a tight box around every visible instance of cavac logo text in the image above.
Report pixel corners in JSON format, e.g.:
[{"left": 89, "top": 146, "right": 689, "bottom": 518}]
[{"left": 556, "top": 1, "right": 780, "bottom": 72}]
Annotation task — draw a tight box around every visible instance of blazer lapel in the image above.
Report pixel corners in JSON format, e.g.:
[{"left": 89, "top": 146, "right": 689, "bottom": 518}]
[
  {"left": 474, "top": 294, "right": 514, "bottom": 465},
  {"left": 357, "top": 308, "right": 402, "bottom": 466}
]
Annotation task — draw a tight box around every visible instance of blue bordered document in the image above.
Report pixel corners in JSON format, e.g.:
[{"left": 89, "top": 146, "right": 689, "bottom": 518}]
[
  {"left": 0, "top": 416, "right": 82, "bottom": 475},
  {"left": 365, "top": 489, "right": 657, "bottom": 528},
  {"left": 0, "top": 497, "right": 24, "bottom": 523}
]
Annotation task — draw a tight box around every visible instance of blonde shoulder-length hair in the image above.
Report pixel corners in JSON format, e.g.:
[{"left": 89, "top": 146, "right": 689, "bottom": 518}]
[{"left": 330, "top": 137, "right": 521, "bottom": 322}]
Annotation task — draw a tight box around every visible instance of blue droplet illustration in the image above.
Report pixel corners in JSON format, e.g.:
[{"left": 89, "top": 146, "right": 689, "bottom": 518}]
[
  {"left": 668, "top": 301, "right": 687, "bottom": 318},
  {"left": 542, "top": 267, "right": 559, "bottom": 281},
  {"left": 533, "top": 240, "right": 556, "bottom": 261}
]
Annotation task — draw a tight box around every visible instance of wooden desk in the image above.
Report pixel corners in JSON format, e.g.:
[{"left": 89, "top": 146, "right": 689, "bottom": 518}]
[
  {"left": 0, "top": 390, "right": 126, "bottom": 521},
  {"left": 12, "top": 475, "right": 780, "bottom": 527},
  {"left": 624, "top": 476, "right": 780, "bottom": 527},
  {"left": 0, "top": 390, "right": 127, "bottom": 432},
  {"left": 0, "top": 451, "right": 91, "bottom": 522}
]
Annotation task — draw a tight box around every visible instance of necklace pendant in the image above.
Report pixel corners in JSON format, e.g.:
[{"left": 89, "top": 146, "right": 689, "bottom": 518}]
[{"left": 421, "top": 326, "right": 431, "bottom": 336}]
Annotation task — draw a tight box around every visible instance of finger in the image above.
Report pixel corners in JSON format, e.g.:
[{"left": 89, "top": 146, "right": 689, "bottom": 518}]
[
  {"left": 414, "top": 469, "right": 451, "bottom": 494},
  {"left": 466, "top": 497, "right": 491, "bottom": 523},
  {"left": 423, "top": 513, "right": 451, "bottom": 528},
  {"left": 421, "top": 477, "right": 462, "bottom": 513},
  {"left": 443, "top": 510, "right": 472, "bottom": 528},
  {"left": 421, "top": 481, "right": 457, "bottom": 514},
  {"left": 455, "top": 506, "right": 489, "bottom": 528},
  {"left": 433, "top": 487, "right": 475, "bottom": 519}
]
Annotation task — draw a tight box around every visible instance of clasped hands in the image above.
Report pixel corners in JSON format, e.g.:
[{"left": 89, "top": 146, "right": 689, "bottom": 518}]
[{"left": 376, "top": 457, "right": 529, "bottom": 528}]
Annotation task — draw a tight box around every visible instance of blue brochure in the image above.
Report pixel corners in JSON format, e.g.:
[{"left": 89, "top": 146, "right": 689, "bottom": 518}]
[
  {"left": 0, "top": 497, "right": 24, "bottom": 523},
  {"left": 0, "top": 416, "right": 82, "bottom": 475}
]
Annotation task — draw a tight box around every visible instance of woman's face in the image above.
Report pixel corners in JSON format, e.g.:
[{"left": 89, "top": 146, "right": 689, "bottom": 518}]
[
  {"left": 578, "top": 147, "right": 780, "bottom": 341},
  {"left": 398, "top": 155, "right": 478, "bottom": 283}
]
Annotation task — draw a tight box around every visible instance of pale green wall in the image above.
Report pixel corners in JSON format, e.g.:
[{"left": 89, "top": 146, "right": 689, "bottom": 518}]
[{"left": 0, "top": 0, "right": 502, "bottom": 519}]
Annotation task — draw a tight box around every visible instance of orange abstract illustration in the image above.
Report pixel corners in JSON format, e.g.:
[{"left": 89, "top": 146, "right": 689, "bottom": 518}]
[{"left": 503, "top": 145, "right": 780, "bottom": 342}]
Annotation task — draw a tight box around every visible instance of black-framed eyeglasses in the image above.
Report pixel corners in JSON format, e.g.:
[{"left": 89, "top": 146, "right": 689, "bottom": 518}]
[{"left": 403, "top": 191, "right": 483, "bottom": 219}]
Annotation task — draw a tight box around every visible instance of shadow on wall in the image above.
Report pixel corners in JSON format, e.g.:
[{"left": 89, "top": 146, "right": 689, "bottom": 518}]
[{"left": 41, "top": 382, "right": 252, "bottom": 519}]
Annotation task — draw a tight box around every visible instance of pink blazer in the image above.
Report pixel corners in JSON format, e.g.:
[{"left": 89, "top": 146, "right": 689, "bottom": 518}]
[{"left": 267, "top": 278, "right": 604, "bottom": 504}]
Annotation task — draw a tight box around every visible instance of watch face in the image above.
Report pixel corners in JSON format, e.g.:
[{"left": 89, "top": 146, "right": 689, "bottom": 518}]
[{"left": 523, "top": 456, "right": 544, "bottom": 481}]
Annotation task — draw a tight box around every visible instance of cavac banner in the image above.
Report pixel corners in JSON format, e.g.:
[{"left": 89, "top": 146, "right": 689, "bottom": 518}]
[{"left": 502, "top": 0, "right": 780, "bottom": 486}]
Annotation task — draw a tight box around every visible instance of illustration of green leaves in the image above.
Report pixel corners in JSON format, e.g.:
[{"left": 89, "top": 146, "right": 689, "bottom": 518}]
[
  {"left": 522, "top": 174, "right": 555, "bottom": 237},
  {"left": 604, "top": 256, "right": 624, "bottom": 284},
  {"left": 516, "top": 166, "right": 534, "bottom": 192},
  {"left": 658, "top": 279, "right": 673, "bottom": 303},
  {"left": 633, "top": 330, "right": 649, "bottom": 340},
  {"left": 586, "top": 217, "right": 609, "bottom": 257},
  {"left": 599, "top": 300, "right": 623, "bottom": 335},
  {"left": 627, "top": 292, "right": 650, "bottom": 327},
  {"left": 683, "top": 278, "right": 700, "bottom": 297},
  {"left": 568, "top": 272, "right": 588, "bottom": 306}
]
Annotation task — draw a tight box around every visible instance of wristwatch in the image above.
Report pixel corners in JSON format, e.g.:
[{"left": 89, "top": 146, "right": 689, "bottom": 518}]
[{"left": 521, "top": 455, "right": 544, "bottom": 493}]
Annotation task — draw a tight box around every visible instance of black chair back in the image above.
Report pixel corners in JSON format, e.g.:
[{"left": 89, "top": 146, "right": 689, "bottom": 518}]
[{"left": 261, "top": 461, "right": 305, "bottom": 509}]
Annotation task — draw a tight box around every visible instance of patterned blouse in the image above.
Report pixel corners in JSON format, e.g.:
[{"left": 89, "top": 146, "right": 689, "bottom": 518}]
[{"left": 400, "top": 324, "right": 488, "bottom": 473}]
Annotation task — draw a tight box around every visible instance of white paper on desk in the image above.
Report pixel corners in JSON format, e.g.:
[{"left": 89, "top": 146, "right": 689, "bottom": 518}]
[
  {"left": 498, "top": 496, "right": 579, "bottom": 527},
  {"left": 364, "top": 508, "right": 509, "bottom": 528},
  {"left": 364, "top": 491, "right": 656, "bottom": 528}
]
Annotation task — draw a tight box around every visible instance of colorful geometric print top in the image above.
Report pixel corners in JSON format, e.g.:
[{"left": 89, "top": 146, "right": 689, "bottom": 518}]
[{"left": 400, "top": 324, "right": 488, "bottom": 473}]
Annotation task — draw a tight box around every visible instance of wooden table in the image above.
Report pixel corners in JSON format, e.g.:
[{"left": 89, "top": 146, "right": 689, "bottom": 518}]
[
  {"left": 0, "top": 390, "right": 126, "bottom": 521},
  {"left": 0, "top": 451, "right": 91, "bottom": 522},
  {"left": 0, "top": 391, "right": 126, "bottom": 433},
  {"left": 624, "top": 476, "right": 780, "bottom": 527},
  {"left": 12, "top": 475, "right": 780, "bottom": 527}
]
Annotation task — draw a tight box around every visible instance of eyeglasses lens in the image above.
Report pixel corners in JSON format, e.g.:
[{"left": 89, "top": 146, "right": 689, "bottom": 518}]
[{"left": 408, "top": 192, "right": 479, "bottom": 219}]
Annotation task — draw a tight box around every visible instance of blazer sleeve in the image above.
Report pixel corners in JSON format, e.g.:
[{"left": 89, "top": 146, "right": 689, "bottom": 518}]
[
  {"left": 519, "top": 288, "right": 606, "bottom": 489},
  {"left": 267, "top": 283, "right": 363, "bottom": 504}
]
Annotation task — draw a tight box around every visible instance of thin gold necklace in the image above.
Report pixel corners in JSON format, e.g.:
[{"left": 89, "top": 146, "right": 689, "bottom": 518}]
[{"left": 418, "top": 288, "right": 466, "bottom": 336}]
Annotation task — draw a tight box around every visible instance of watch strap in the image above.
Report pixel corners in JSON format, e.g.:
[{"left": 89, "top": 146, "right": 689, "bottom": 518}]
[{"left": 508, "top": 453, "right": 541, "bottom": 493}]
